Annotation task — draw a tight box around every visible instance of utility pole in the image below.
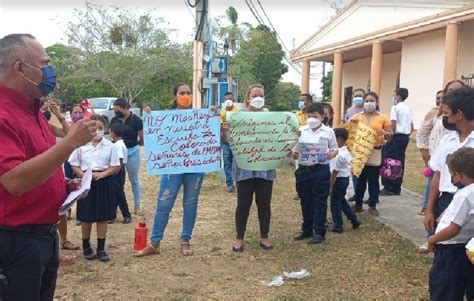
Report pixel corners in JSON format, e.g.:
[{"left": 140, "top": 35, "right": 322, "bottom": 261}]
[{"left": 192, "top": 0, "right": 209, "bottom": 109}]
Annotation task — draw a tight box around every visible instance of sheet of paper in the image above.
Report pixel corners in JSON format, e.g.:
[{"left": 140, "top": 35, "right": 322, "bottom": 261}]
[
  {"left": 297, "top": 142, "right": 328, "bottom": 164},
  {"left": 59, "top": 168, "right": 92, "bottom": 215},
  {"left": 466, "top": 238, "right": 474, "bottom": 251}
]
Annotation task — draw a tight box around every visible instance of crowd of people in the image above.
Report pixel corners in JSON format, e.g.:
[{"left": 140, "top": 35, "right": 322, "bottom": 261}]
[{"left": 0, "top": 33, "right": 473, "bottom": 301}]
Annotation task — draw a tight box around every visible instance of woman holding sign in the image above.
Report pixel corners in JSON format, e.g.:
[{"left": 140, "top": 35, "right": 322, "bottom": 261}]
[
  {"left": 136, "top": 83, "right": 205, "bottom": 257},
  {"left": 351, "top": 92, "right": 392, "bottom": 216},
  {"left": 223, "top": 84, "right": 277, "bottom": 252}
]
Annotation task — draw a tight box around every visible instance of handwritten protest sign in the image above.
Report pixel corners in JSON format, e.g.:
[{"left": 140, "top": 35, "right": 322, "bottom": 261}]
[
  {"left": 339, "top": 120, "right": 377, "bottom": 177},
  {"left": 143, "top": 109, "right": 221, "bottom": 175},
  {"left": 297, "top": 143, "right": 328, "bottom": 165},
  {"left": 226, "top": 112, "right": 298, "bottom": 170}
]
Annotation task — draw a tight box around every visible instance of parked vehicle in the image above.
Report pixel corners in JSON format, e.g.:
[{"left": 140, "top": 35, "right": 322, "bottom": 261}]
[{"left": 89, "top": 97, "right": 142, "bottom": 122}]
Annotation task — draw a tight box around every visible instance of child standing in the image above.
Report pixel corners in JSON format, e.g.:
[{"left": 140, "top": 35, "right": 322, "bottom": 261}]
[
  {"left": 329, "top": 128, "right": 362, "bottom": 233},
  {"left": 292, "top": 103, "right": 338, "bottom": 244},
  {"left": 109, "top": 123, "right": 132, "bottom": 224},
  {"left": 428, "top": 147, "right": 474, "bottom": 301},
  {"left": 69, "top": 115, "right": 121, "bottom": 262}
]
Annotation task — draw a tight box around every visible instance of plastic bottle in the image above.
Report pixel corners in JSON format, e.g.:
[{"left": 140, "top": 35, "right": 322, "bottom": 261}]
[{"left": 134, "top": 221, "right": 148, "bottom": 251}]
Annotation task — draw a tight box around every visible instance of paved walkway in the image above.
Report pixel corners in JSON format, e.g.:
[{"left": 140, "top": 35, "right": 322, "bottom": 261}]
[{"left": 346, "top": 185, "right": 427, "bottom": 246}]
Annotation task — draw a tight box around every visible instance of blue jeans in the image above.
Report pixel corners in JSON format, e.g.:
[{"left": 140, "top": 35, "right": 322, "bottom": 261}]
[
  {"left": 330, "top": 177, "right": 357, "bottom": 229},
  {"left": 222, "top": 143, "right": 234, "bottom": 188},
  {"left": 125, "top": 145, "right": 141, "bottom": 208},
  {"left": 150, "top": 173, "right": 204, "bottom": 243},
  {"left": 422, "top": 175, "right": 433, "bottom": 209}
]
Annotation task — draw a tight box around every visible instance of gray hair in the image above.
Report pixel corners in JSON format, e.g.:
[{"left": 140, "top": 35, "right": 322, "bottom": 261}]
[{"left": 0, "top": 34, "right": 35, "bottom": 73}]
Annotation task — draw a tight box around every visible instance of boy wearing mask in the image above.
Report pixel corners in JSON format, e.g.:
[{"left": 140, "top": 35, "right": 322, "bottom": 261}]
[{"left": 220, "top": 91, "right": 239, "bottom": 192}]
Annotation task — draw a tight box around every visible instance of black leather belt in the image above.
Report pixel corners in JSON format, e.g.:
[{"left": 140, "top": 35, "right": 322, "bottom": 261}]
[
  {"left": 435, "top": 243, "right": 466, "bottom": 249},
  {"left": 0, "top": 223, "right": 58, "bottom": 235},
  {"left": 300, "top": 164, "right": 323, "bottom": 171}
]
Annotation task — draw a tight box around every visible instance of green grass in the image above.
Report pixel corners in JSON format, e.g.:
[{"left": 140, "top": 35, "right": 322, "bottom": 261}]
[{"left": 403, "top": 140, "right": 427, "bottom": 195}]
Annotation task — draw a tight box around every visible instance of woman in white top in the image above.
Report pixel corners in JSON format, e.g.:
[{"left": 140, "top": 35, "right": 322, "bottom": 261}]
[{"left": 69, "top": 115, "right": 121, "bottom": 262}]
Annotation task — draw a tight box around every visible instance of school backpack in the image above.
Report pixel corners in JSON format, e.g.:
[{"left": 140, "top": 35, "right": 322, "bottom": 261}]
[{"left": 380, "top": 158, "right": 403, "bottom": 180}]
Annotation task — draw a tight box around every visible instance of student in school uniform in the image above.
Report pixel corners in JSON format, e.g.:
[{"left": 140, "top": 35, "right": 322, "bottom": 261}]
[
  {"left": 109, "top": 123, "right": 132, "bottom": 224},
  {"left": 69, "top": 115, "right": 121, "bottom": 262},
  {"left": 292, "top": 102, "right": 338, "bottom": 244},
  {"left": 427, "top": 147, "right": 474, "bottom": 301},
  {"left": 424, "top": 87, "right": 474, "bottom": 234},
  {"left": 380, "top": 88, "right": 414, "bottom": 196},
  {"left": 329, "top": 128, "right": 362, "bottom": 233}
]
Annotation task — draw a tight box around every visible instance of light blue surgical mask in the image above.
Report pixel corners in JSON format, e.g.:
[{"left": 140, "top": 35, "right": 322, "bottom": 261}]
[
  {"left": 392, "top": 97, "right": 398, "bottom": 106},
  {"left": 353, "top": 97, "right": 364, "bottom": 106},
  {"left": 298, "top": 101, "right": 305, "bottom": 110},
  {"left": 22, "top": 62, "right": 57, "bottom": 96}
]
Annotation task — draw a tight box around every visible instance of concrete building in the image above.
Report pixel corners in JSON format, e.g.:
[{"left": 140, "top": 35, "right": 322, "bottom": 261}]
[{"left": 291, "top": 0, "right": 474, "bottom": 127}]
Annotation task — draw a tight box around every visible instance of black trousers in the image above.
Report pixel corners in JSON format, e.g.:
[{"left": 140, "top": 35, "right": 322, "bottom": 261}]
[
  {"left": 382, "top": 133, "right": 410, "bottom": 194},
  {"left": 295, "top": 164, "right": 330, "bottom": 236},
  {"left": 429, "top": 244, "right": 474, "bottom": 301},
  {"left": 354, "top": 165, "right": 381, "bottom": 208},
  {"left": 235, "top": 178, "right": 273, "bottom": 239},
  {"left": 0, "top": 229, "right": 59, "bottom": 301},
  {"left": 116, "top": 167, "right": 131, "bottom": 219}
]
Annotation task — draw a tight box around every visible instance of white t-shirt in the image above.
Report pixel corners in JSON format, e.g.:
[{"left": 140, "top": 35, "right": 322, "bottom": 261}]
[
  {"left": 429, "top": 131, "right": 474, "bottom": 193},
  {"left": 114, "top": 139, "right": 128, "bottom": 164},
  {"left": 390, "top": 102, "right": 413, "bottom": 135},
  {"left": 69, "top": 138, "right": 121, "bottom": 172},
  {"left": 296, "top": 124, "right": 338, "bottom": 166},
  {"left": 329, "top": 146, "right": 352, "bottom": 178},
  {"left": 436, "top": 183, "right": 474, "bottom": 245}
]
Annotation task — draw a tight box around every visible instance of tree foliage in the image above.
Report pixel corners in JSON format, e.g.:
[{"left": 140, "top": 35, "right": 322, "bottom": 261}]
[
  {"left": 321, "top": 70, "right": 333, "bottom": 102},
  {"left": 266, "top": 82, "right": 301, "bottom": 111}
]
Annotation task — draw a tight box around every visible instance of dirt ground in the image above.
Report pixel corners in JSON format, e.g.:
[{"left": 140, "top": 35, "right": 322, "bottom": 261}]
[{"left": 56, "top": 160, "right": 432, "bottom": 300}]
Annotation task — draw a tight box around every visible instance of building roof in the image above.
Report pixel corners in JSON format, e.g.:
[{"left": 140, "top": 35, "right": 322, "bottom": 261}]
[{"left": 291, "top": 1, "right": 474, "bottom": 62}]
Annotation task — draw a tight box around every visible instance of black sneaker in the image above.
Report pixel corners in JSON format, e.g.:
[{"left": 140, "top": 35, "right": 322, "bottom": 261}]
[
  {"left": 307, "top": 234, "right": 325, "bottom": 244},
  {"left": 351, "top": 219, "right": 362, "bottom": 229},
  {"left": 379, "top": 189, "right": 395, "bottom": 196},
  {"left": 83, "top": 248, "right": 96, "bottom": 260},
  {"left": 97, "top": 250, "right": 110, "bottom": 262},
  {"left": 122, "top": 217, "right": 132, "bottom": 224},
  {"left": 293, "top": 231, "right": 313, "bottom": 241},
  {"left": 331, "top": 227, "right": 344, "bottom": 234},
  {"left": 227, "top": 186, "right": 235, "bottom": 193}
]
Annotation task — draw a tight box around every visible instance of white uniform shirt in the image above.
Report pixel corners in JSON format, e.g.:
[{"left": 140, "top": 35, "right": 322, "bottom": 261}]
[
  {"left": 69, "top": 138, "right": 121, "bottom": 171},
  {"left": 114, "top": 139, "right": 128, "bottom": 164},
  {"left": 436, "top": 183, "right": 474, "bottom": 245},
  {"left": 390, "top": 102, "right": 413, "bottom": 135},
  {"left": 296, "top": 124, "right": 338, "bottom": 166},
  {"left": 429, "top": 131, "right": 474, "bottom": 193},
  {"left": 329, "top": 146, "right": 352, "bottom": 177}
]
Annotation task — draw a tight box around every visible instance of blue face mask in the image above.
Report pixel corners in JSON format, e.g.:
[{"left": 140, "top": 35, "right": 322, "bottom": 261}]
[
  {"left": 392, "top": 97, "right": 398, "bottom": 106},
  {"left": 22, "top": 62, "right": 57, "bottom": 96},
  {"left": 298, "top": 101, "right": 305, "bottom": 110},
  {"left": 353, "top": 97, "right": 363, "bottom": 106}
]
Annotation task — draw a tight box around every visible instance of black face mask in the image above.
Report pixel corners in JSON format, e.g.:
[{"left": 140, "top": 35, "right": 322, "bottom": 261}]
[
  {"left": 323, "top": 117, "right": 329, "bottom": 125},
  {"left": 43, "top": 110, "right": 52, "bottom": 121},
  {"left": 442, "top": 116, "right": 457, "bottom": 131},
  {"left": 115, "top": 111, "right": 124, "bottom": 118},
  {"left": 451, "top": 175, "right": 465, "bottom": 190}
]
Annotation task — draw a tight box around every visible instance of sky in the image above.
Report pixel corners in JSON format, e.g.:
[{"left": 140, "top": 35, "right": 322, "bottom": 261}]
[{"left": 0, "top": 0, "right": 339, "bottom": 96}]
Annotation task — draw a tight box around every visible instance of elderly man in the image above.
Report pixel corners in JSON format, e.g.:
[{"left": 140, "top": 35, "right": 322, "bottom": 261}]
[{"left": 0, "top": 34, "right": 96, "bottom": 300}]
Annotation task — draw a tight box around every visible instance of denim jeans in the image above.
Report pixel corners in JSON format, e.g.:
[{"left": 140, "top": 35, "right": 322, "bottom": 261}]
[
  {"left": 330, "top": 177, "right": 357, "bottom": 229},
  {"left": 150, "top": 173, "right": 204, "bottom": 243},
  {"left": 222, "top": 143, "right": 234, "bottom": 188},
  {"left": 422, "top": 175, "right": 433, "bottom": 209},
  {"left": 125, "top": 145, "right": 141, "bottom": 208}
]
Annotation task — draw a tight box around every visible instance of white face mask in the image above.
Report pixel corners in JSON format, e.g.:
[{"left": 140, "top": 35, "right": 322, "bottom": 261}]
[
  {"left": 307, "top": 117, "right": 322, "bottom": 129},
  {"left": 249, "top": 96, "right": 265, "bottom": 109},
  {"left": 224, "top": 100, "right": 233, "bottom": 108},
  {"left": 94, "top": 130, "right": 105, "bottom": 140},
  {"left": 364, "top": 102, "right": 377, "bottom": 113}
]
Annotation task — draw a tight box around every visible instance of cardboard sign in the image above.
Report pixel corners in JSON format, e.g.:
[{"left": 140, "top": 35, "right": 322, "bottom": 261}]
[
  {"left": 226, "top": 111, "right": 299, "bottom": 170},
  {"left": 143, "top": 109, "right": 221, "bottom": 175}
]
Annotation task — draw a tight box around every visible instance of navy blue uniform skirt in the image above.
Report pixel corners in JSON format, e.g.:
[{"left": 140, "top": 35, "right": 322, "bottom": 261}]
[{"left": 77, "top": 175, "right": 117, "bottom": 222}]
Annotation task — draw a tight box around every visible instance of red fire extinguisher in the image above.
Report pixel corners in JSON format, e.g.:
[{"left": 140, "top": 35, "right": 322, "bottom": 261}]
[{"left": 134, "top": 220, "right": 148, "bottom": 251}]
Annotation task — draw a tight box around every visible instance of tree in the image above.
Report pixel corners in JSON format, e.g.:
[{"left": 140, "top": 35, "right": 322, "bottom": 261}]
[
  {"left": 65, "top": 3, "right": 171, "bottom": 105},
  {"left": 215, "top": 6, "right": 251, "bottom": 57},
  {"left": 231, "top": 25, "right": 288, "bottom": 102},
  {"left": 321, "top": 70, "right": 333, "bottom": 102},
  {"left": 266, "top": 82, "right": 301, "bottom": 111}
]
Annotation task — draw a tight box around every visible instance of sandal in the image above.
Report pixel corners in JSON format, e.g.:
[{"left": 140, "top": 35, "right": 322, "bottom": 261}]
[
  {"left": 83, "top": 248, "right": 96, "bottom": 260},
  {"left": 134, "top": 243, "right": 160, "bottom": 257},
  {"left": 59, "top": 254, "right": 76, "bottom": 266},
  {"left": 180, "top": 241, "right": 194, "bottom": 256},
  {"left": 61, "top": 241, "right": 80, "bottom": 250}
]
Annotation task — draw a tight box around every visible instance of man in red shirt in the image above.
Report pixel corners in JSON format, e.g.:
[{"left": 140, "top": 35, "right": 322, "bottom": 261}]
[{"left": 0, "top": 34, "right": 97, "bottom": 300}]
